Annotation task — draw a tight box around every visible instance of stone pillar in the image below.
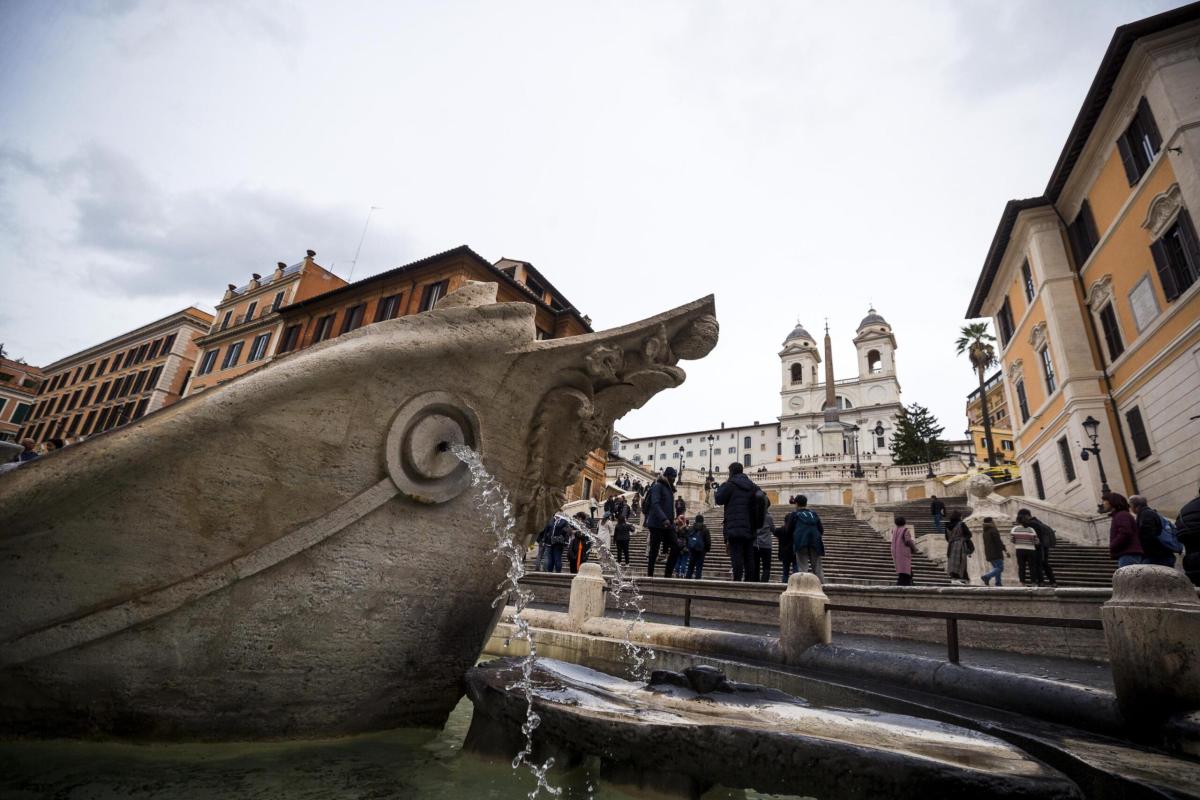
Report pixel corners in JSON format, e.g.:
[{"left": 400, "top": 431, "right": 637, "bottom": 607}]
[
  {"left": 568, "top": 563, "right": 606, "bottom": 631},
  {"left": 1102, "top": 565, "right": 1200, "bottom": 726},
  {"left": 779, "top": 572, "right": 831, "bottom": 664}
]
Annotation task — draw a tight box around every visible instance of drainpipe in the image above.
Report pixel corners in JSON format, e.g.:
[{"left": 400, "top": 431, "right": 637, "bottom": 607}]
[{"left": 1052, "top": 207, "right": 1139, "bottom": 494}]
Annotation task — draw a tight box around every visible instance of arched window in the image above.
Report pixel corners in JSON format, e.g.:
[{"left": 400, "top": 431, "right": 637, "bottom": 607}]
[
  {"left": 867, "top": 350, "right": 882, "bottom": 374},
  {"left": 743, "top": 435, "right": 752, "bottom": 449},
  {"left": 790, "top": 363, "right": 803, "bottom": 383},
  {"left": 821, "top": 396, "right": 854, "bottom": 411}
]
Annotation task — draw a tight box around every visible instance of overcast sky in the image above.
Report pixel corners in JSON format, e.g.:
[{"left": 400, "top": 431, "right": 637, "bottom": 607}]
[{"left": 0, "top": 0, "right": 1184, "bottom": 440}]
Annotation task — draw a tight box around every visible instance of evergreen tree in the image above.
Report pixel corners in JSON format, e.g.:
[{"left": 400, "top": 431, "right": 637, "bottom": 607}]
[{"left": 889, "top": 403, "right": 951, "bottom": 466}]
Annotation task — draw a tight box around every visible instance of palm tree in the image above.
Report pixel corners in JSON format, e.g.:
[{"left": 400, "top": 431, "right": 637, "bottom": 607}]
[{"left": 956, "top": 323, "right": 998, "bottom": 468}]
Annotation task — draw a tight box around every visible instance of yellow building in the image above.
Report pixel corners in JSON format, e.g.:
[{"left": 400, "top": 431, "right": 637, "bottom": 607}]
[
  {"left": 966, "top": 4, "right": 1200, "bottom": 516},
  {"left": 965, "top": 371, "right": 1015, "bottom": 466}
]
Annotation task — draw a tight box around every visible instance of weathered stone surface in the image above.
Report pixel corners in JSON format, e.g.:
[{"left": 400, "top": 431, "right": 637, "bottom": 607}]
[
  {"left": 779, "top": 571, "right": 830, "bottom": 663},
  {"left": 464, "top": 657, "right": 1082, "bottom": 798},
  {"left": 0, "top": 284, "right": 718, "bottom": 739},
  {"left": 566, "top": 562, "right": 605, "bottom": 631}
]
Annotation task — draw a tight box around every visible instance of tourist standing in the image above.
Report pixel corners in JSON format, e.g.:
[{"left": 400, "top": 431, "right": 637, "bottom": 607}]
[
  {"left": 644, "top": 467, "right": 678, "bottom": 577},
  {"left": 775, "top": 509, "right": 798, "bottom": 583},
  {"left": 613, "top": 516, "right": 633, "bottom": 566},
  {"left": 568, "top": 512, "right": 592, "bottom": 574},
  {"left": 714, "top": 462, "right": 765, "bottom": 581},
  {"left": 546, "top": 515, "right": 570, "bottom": 573},
  {"left": 598, "top": 514, "right": 615, "bottom": 554},
  {"left": 1016, "top": 510, "right": 1057, "bottom": 585},
  {"left": 945, "top": 510, "right": 972, "bottom": 584},
  {"left": 753, "top": 514, "right": 775, "bottom": 583},
  {"left": 675, "top": 495, "right": 687, "bottom": 517},
  {"left": 1131, "top": 495, "right": 1178, "bottom": 568},
  {"left": 1105, "top": 493, "right": 1143, "bottom": 568},
  {"left": 670, "top": 514, "right": 689, "bottom": 577},
  {"left": 1010, "top": 517, "right": 1041, "bottom": 585},
  {"left": 890, "top": 515, "right": 916, "bottom": 586},
  {"left": 603, "top": 494, "right": 616, "bottom": 519},
  {"left": 981, "top": 517, "right": 1006, "bottom": 586},
  {"left": 631, "top": 493, "right": 641, "bottom": 519},
  {"left": 930, "top": 495, "right": 946, "bottom": 535},
  {"left": 1177, "top": 485, "right": 1200, "bottom": 587},
  {"left": 785, "top": 495, "right": 825, "bottom": 584},
  {"left": 685, "top": 515, "right": 711, "bottom": 579}
]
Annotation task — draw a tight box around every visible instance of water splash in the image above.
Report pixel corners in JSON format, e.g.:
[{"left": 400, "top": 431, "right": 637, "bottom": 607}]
[
  {"left": 557, "top": 513, "right": 655, "bottom": 681},
  {"left": 451, "top": 444, "right": 560, "bottom": 799}
]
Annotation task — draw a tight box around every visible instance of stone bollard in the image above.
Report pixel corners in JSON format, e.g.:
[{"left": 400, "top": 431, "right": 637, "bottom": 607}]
[
  {"left": 568, "top": 562, "right": 606, "bottom": 631},
  {"left": 1102, "top": 565, "right": 1200, "bottom": 726},
  {"left": 779, "top": 572, "right": 831, "bottom": 665}
]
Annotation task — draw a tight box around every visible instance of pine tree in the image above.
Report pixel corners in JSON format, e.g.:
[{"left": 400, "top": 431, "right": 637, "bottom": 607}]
[{"left": 889, "top": 403, "right": 951, "bottom": 466}]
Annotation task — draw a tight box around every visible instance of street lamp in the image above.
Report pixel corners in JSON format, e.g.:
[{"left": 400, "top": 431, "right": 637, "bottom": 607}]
[
  {"left": 677, "top": 445, "right": 685, "bottom": 478},
  {"left": 849, "top": 425, "right": 863, "bottom": 478},
  {"left": 1080, "top": 414, "right": 1110, "bottom": 503},
  {"left": 924, "top": 434, "right": 935, "bottom": 479},
  {"left": 707, "top": 434, "right": 715, "bottom": 474},
  {"left": 964, "top": 428, "right": 976, "bottom": 468},
  {"left": 872, "top": 422, "right": 884, "bottom": 457}
]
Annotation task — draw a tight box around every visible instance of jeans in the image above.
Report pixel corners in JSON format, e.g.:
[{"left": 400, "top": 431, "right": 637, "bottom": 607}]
[
  {"left": 896, "top": 572, "right": 913, "bottom": 586},
  {"left": 675, "top": 550, "right": 690, "bottom": 577},
  {"left": 1016, "top": 548, "right": 1042, "bottom": 584},
  {"left": 664, "top": 548, "right": 681, "bottom": 578},
  {"left": 779, "top": 555, "right": 797, "bottom": 583},
  {"left": 728, "top": 538, "right": 755, "bottom": 581},
  {"left": 982, "top": 558, "right": 1004, "bottom": 586},
  {"left": 686, "top": 551, "right": 706, "bottom": 579},
  {"left": 647, "top": 527, "right": 671, "bottom": 577},
  {"left": 1038, "top": 546, "right": 1057, "bottom": 584},
  {"left": 933, "top": 512, "right": 944, "bottom": 534},
  {"left": 754, "top": 548, "right": 772, "bottom": 582},
  {"left": 1145, "top": 554, "right": 1177, "bottom": 568},
  {"left": 614, "top": 539, "right": 630, "bottom": 564},
  {"left": 1117, "top": 554, "right": 1145, "bottom": 568},
  {"left": 536, "top": 542, "right": 547, "bottom": 571},
  {"left": 795, "top": 547, "right": 824, "bottom": 583},
  {"left": 546, "top": 543, "right": 564, "bottom": 573}
]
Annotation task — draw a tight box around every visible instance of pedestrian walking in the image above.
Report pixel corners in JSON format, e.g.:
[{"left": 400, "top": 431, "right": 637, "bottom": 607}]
[
  {"left": 945, "top": 510, "right": 972, "bottom": 584},
  {"left": 545, "top": 515, "right": 569, "bottom": 573},
  {"left": 685, "top": 515, "right": 712, "bottom": 579},
  {"left": 613, "top": 517, "right": 632, "bottom": 566},
  {"left": 1177, "top": 484, "right": 1200, "bottom": 587},
  {"left": 785, "top": 495, "right": 825, "bottom": 584},
  {"left": 930, "top": 495, "right": 946, "bottom": 535},
  {"left": 890, "top": 515, "right": 916, "bottom": 586},
  {"left": 981, "top": 516, "right": 1006, "bottom": 586},
  {"left": 1105, "top": 493, "right": 1143, "bottom": 568},
  {"left": 753, "top": 514, "right": 775, "bottom": 582},
  {"left": 1010, "top": 517, "right": 1042, "bottom": 585},
  {"left": 1015, "top": 509, "right": 1057, "bottom": 585},
  {"left": 1131, "top": 495, "right": 1178, "bottom": 568},
  {"left": 714, "top": 462, "right": 766, "bottom": 581},
  {"left": 644, "top": 467, "right": 678, "bottom": 577}
]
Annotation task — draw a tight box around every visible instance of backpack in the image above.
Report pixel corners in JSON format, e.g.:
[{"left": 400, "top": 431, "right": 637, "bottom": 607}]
[
  {"left": 687, "top": 527, "right": 705, "bottom": 552},
  {"left": 1159, "top": 514, "right": 1184, "bottom": 554},
  {"left": 751, "top": 489, "right": 768, "bottom": 531}
]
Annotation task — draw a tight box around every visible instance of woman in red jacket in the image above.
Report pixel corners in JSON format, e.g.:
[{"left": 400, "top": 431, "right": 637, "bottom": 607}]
[{"left": 1106, "top": 493, "right": 1144, "bottom": 568}]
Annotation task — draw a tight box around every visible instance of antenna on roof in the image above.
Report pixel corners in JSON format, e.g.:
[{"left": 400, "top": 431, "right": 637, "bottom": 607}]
[{"left": 347, "top": 206, "right": 381, "bottom": 281}]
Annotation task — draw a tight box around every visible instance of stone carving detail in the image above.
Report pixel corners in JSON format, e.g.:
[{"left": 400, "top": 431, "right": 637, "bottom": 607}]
[
  {"left": 1028, "top": 322, "right": 1047, "bottom": 351},
  {"left": 585, "top": 345, "right": 624, "bottom": 381},
  {"left": 1142, "top": 183, "right": 1182, "bottom": 238},
  {"left": 1007, "top": 358, "right": 1024, "bottom": 383},
  {"left": 1086, "top": 274, "right": 1114, "bottom": 311}
]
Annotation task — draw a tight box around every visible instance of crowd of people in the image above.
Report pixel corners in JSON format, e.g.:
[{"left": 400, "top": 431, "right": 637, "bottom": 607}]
[{"left": 0, "top": 436, "right": 66, "bottom": 475}]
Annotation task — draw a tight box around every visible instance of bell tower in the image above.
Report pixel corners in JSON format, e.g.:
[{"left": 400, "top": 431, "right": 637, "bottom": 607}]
[{"left": 854, "top": 307, "right": 897, "bottom": 379}]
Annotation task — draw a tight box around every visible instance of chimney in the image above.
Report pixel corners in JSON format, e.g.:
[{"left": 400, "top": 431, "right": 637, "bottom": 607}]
[
  {"left": 273, "top": 261, "right": 286, "bottom": 281},
  {"left": 306, "top": 249, "right": 316, "bottom": 258},
  {"left": 252, "top": 273, "right": 261, "bottom": 281},
  {"left": 720, "top": 422, "right": 725, "bottom": 429}
]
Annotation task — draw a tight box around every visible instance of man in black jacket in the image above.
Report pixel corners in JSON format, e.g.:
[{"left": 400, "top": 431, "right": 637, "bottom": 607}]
[
  {"left": 644, "top": 467, "right": 677, "bottom": 577},
  {"left": 715, "top": 462, "right": 764, "bottom": 581},
  {"left": 930, "top": 496, "right": 946, "bottom": 535},
  {"left": 1016, "top": 509, "right": 1057, "bottom": 585},
  {"left": 1177, "top": 486, "right": 1200, "bottom": 586}
]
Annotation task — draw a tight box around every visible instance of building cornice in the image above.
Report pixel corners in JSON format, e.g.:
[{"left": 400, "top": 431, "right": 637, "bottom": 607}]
[{"left": 42, "top": 308, "right": 213, "bottom": 374}]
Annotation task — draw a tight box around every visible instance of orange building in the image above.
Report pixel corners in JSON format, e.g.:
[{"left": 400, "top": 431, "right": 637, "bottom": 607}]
[
  {"left": 185, "top": 250, "right": 346, "bottom": 396},
  {"left": 966, "top": 4, "right": 1200, "bottom": 515},
  {"left": 0, "top": 356, "right": 43, "bottom": 442},
  {"left": 19, "top": 307, "right": 214, "bottom": 444}
]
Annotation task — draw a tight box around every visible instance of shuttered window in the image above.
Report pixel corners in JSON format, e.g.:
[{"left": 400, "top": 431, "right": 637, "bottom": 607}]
[
  {"left": 374, "top": 293, "right": 403, "bottom": 322},
  {"left": 1021, "top": 260, "right": 1035, "bottom": 303},
  {"left": 313, "top": 314, "right": 336, "bottom": 343},
  {"left": 278, "top": 324, "right": 302, "bottom": 353},
  {"left": 1015, "top": 380, "right": 1030, "bottom": 423},
  {"left": 1040, "top": 348, "right": 1056, "bottom": 395},
  {"left": 1097, "top": 303, "right": 1124, "bottom": 362},
  {"left": 1149, "top": 210, "right": 1200, "bottom": 303},
  {"left": 997, "top": 298, "right": 1015, "bottom": 347},
  {"left": 1116, "top": 98, "right": 1162, "bottom": 185},
  {"left": 340, "top": 303, "right": 366, "bottom": 333},
  {"left": 1125, "top": 406, "right": 1152, "bottom": 461},
  {"left": 1057, "top": 437, "right": 1076, "bottom": 482},
  {"left": 1031, "top": 462, "right": 1045, "bottom": 500},
  {"left": 1066, "top": 200, "right": 1100, "bottom": 268},
  {"left": 419, "top": 280, "right": 449, "bottom": 312}
]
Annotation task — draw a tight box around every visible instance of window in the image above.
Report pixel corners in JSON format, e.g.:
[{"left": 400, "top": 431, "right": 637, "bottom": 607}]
[
  {"left": 248, "top": 332, "right": 272, "bottom": 362},
  {"left": 980, "top": 438, "right": 987, "bottom": 448},
  {"left": 82, "top": 363, "right": 94, "bottom": 382},
  {"left": 1039, "top": 347, "right": 1056, "bottom": 395},
  {"left": 1066, "top": 201, "right": 1100, "bottom": 268},
  {"left": 67, "top": 390, "right": 81, "bottom": 411},
  {"left": 198, "top": 349, "right": 219, "bottom": 375},
  {"left": 313, "top": 314, "right": 336, "bottom": 343},
  {"left": 220, "top": 311, "right": 232, "bottom": 330},
  {"left": 743, "top": 436, "right": 751, "bottom": 449},
  {"left": 244, "top": 301, "right": 258, "bottom": 323},
  {"left": 686, "top": 438, "right": 692, "bottom": 444},
  {"left": 1031, "top": 461, "right": 1046, "bottom": 500},
  {"left": 686, "top": 451, "right": 693, "bottom": 458},
  {"left": 98, "top": 358, "right": 109, "bottom": 376},
  {"left": 1020, "top": 260, "right": 1035, "bottom": 303},
  {"left": 221, "top": 342, "right": 244, "bottom": 370},
  {"left": 1126, "top": 406, "right": 1152, "bottom": 461},
  {"left": 123, "top": 349, "right": 136, "bottom": 368},
  {"left": 81, "top": 410, "right": 97, "bottom": 436},
  {"left": 375, "top": 293, "right": 403, "bottom": 322},
  {"left": 340, "top": 303, "right": 366, "bottom": 333},
  {"left": 133, "top": 398, "right": 149, "bottom": 420},
  {"left": 419, "top": 280, "right": 449, "bottom": 311},
  {"left": 743, "top": 454, "right": 752, "bottom": 467},
  {"left": 699, "top": 449, "right": 706, "bottom": 456},
  {"left": 96, "top": 381, "right": 111, "bottom": 403},
  {"left": 135, "top": 343, "right": 148, "bottom": 364},
  {"left": 1150, "top": 211, "right": 1200, "bottom": 302},
  {"left": 996, "top": 298, "right": 1015, "bottom": 347},
  {"left": 273, "top": 291, "right": 285, "bottom": 311},
  {"left": 582, "top": 477, "right": 592, "bottom": 499},
  {"left": 1057, "top": 437, "right": 1076, "bottom": 482},
  {"left": 161, "top": 334, "right": 176, "bottom": 355},
  {"left": 146, "top": 339, "right": 160, "bottom": 359},
  {"left": 278, "top": 324, "right": 302, "bottom": 353},
  {"left": 867, "top": 350, "right": 882, "bottom": 374},
  {"left": 727, "top": 447, "right": 735, "bottom": 454},
  {"left": 1116, "top": 97, "right": 1162, "bottom": 185},
  {"left": 760, "top": 443, "right": 766, "bottom": 451},
  {"left": 1002, "top": 440, "right": 1013, "bottom": 451},
  {"left": 11, "top": 402, "right": 31, "bottom": 425},
  {"left": 66, "top": 413, "right": 82, "bottom": 437},
  {"left": 790, "top": 363, "right": 803, "bottom": 383},
  {"left": 131, "top": 370, "right": 148, "bottom": 394},
  {"left": 81, "top": 386, "right": 95, "bottom": 406},
  {"left": 1016, "top": 380, "right": 1030, "bottom": 423},
  {"left": 1097, "top": 303, "right": 1124, "bottom": 362},
  {"left": 147, "top": 365, "right": 162, "bottom": 391},
  {"left": 673, "top": 439, "right": 679, "bottom": 445},
  {"left": 525, "top": 276, "right": 545, "bottom": 299},
  {"left": 876, "top": 432, "right": 885, "bottom": 449}
]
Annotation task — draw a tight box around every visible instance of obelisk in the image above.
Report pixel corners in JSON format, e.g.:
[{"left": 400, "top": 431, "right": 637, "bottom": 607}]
[{"left": 819, "top": 321, "right": 846, "bottom": 455}]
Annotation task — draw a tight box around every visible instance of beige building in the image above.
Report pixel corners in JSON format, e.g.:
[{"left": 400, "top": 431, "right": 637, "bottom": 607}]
[
  {"left": 966, "top": 4, "right": 1200, "bottom": 515},
  {"left": 0, "top": 356, "right": 43, "bottom": 442},
  {"left": 19, "top": 307, "right": 213, "bottom": 444},
  {"left": 965, "top": 371, "right": 1015, "bottom": 466}
]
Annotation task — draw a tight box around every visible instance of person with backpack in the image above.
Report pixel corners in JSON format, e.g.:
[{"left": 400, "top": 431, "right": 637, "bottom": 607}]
[
  {"left": 714, "top": 462, "right": 766, "bottom": 581},
  {"left": 671, "top": 514, "right": 689, "bottom": 577},
  {"left": 644, "top": 467, "right": 678, "bottom": 577},
  {"left": 1131, "top": 495, "right": 1179, "bottom": 568},
  {"left": 890, "top": 515, "right": 917, "bottom": 586},
  {"left": 1010, "top": 516, "right": 1041, "bottom": 585},
  {"left": 753, "top": 514, "right": 777, "bottom": 582},
  {"left": 543, "top": 515, "right": 570, "bottom": 573},
  {"left": 980, "top": 517, "right": 1006, "bottom": 586},
  {"left": 775, "top": 504, "right": 799, "bottom": 583},
  {"left": 685, "top": 514, "right": 712, "bottom": 579},
  {"left": 1105, "top": 493, "right": 1143, "bottom": 568},
  {"left": 945, "top": 509, "right": 972, "bottom": 584},
  {"left": 1016, "top": 509, "right": 1057, "bottom": 585},
  {"left": 613, "top": 516, "right": 633, "bottom": 566},
  {"left": 1177, "top": 485, "right": 1200, "bottom": 587},
  {"left": 784, "top": 494, "right": 825, "bottom": 584}
]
